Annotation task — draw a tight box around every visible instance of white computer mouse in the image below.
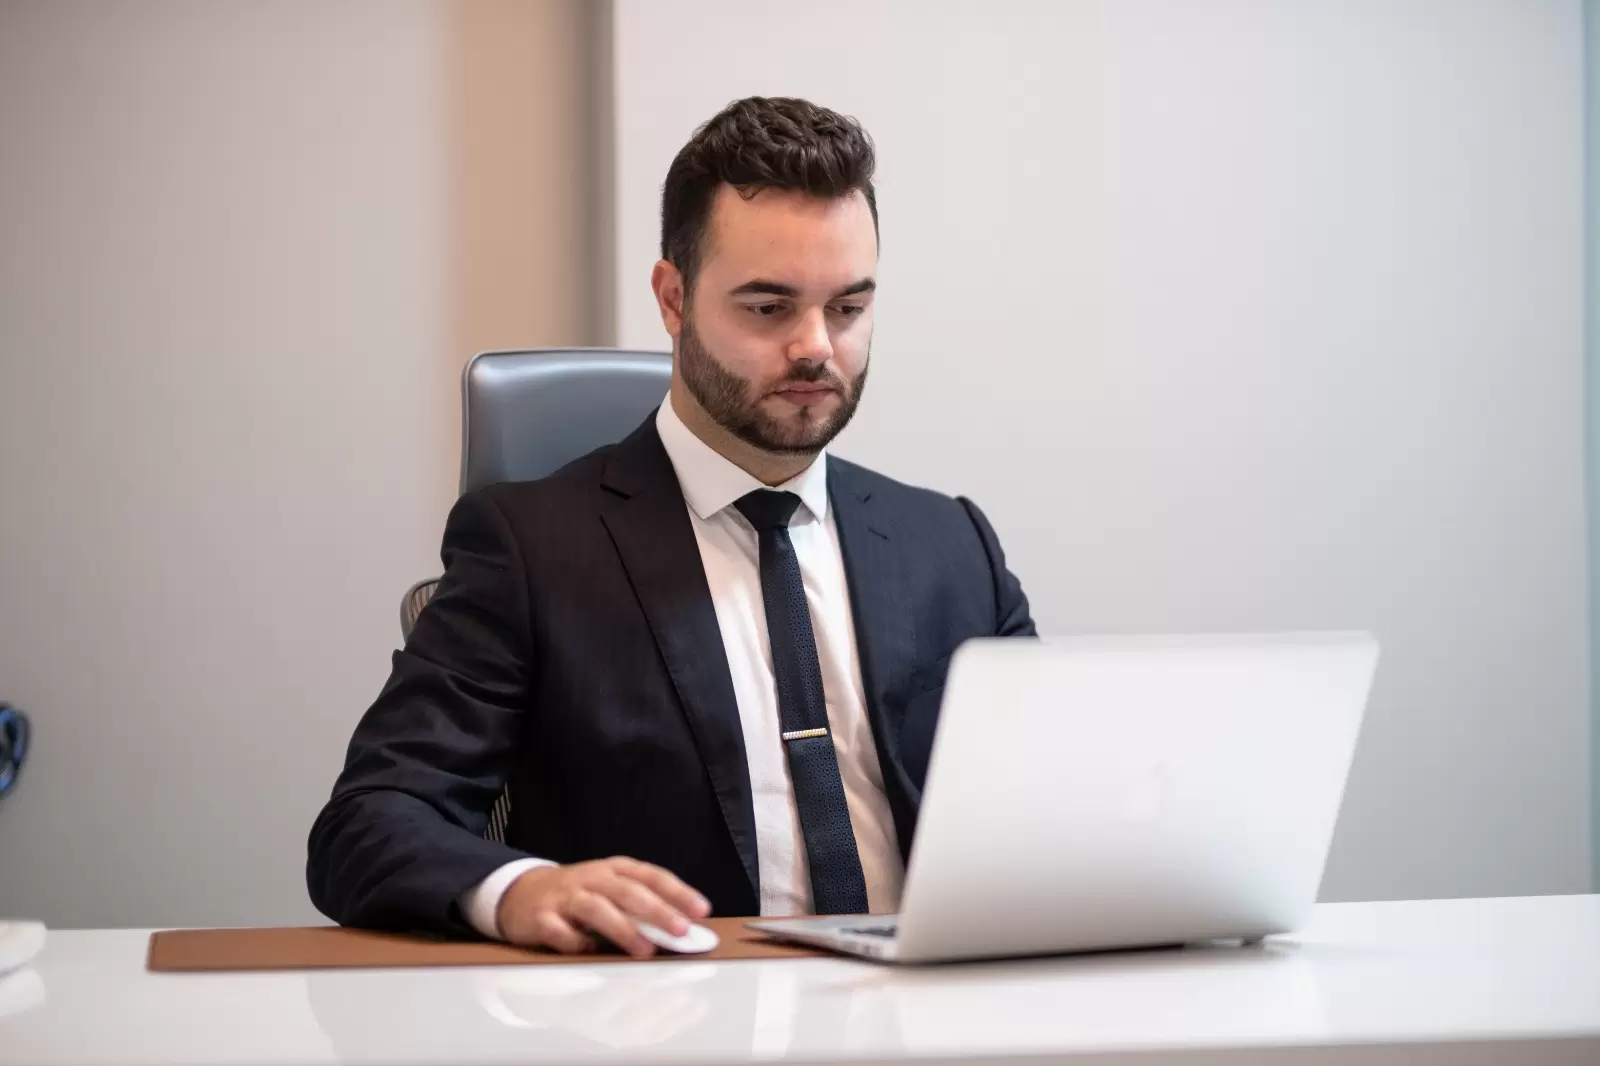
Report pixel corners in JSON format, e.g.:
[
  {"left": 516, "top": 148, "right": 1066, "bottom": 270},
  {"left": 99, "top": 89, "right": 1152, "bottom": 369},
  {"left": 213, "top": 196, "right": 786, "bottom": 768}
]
[
  {"left": 0, "top": 921, "right": 47, "bottom": 975},
  {"left": 635, "top": 920, "right": 719, "bottom": 954}
]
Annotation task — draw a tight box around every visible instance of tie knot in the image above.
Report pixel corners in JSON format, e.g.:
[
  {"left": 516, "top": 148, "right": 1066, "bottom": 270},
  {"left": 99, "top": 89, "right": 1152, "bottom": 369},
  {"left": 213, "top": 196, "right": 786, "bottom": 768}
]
[{"left": 734, "top": 489, "right": 802, "bottom": 532}]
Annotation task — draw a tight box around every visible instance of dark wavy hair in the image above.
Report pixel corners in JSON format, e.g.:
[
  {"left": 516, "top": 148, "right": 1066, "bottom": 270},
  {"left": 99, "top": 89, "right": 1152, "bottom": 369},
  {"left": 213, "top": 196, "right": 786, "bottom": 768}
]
[{"left": 660, "top": 96, "right": 878, "bottom": 295}]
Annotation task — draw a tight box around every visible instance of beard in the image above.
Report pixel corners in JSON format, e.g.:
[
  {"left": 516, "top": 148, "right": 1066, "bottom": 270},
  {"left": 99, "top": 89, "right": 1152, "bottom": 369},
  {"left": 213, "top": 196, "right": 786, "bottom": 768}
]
[{"left": 677, "top": 313, "right": 869, "bottom": 456}]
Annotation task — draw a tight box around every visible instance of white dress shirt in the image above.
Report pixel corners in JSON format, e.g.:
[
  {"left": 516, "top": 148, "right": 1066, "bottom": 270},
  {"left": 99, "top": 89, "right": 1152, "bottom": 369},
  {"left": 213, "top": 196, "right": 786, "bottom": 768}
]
[{"left": 460, "top": 396, "right": 903, "bottom": 938}]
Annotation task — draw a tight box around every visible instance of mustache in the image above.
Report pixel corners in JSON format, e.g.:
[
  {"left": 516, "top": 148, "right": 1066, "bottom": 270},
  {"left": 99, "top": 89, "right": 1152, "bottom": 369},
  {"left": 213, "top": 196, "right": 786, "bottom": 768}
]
[{"left": 769, "top": 363, "right": 847, "bottom": 390}]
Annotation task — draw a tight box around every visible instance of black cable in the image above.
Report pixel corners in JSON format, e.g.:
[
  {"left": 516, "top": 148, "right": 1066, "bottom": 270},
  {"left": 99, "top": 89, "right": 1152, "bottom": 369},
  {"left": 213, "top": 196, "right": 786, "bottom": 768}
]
[{"left": 0, "top": 704, "right": 30, "bottom": 804}]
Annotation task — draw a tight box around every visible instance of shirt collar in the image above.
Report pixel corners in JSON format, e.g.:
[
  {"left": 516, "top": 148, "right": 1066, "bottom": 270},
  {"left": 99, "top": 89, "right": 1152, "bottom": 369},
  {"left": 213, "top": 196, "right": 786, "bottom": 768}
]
[{"left": 655, "top": 394, "right": 830, "bottom": 525}]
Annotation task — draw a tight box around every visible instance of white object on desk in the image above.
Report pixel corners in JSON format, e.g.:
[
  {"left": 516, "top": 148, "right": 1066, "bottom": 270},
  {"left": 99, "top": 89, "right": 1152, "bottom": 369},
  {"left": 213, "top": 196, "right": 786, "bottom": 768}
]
[
  {"left": 636, "top": 921, "right": 719, "bottom": 955},
  {"left": 0, "top": 923, "right": 45, "bottom": 975},
  {"left": 1, "top": 896, "right": 1596, "bottom": 1065}
]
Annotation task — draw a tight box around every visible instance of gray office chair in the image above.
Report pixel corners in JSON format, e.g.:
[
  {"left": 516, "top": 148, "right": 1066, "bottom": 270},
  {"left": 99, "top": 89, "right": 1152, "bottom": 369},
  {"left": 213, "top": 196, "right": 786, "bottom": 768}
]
[{"left": 400, "top": 348, "right": 672, "bottom": 842}]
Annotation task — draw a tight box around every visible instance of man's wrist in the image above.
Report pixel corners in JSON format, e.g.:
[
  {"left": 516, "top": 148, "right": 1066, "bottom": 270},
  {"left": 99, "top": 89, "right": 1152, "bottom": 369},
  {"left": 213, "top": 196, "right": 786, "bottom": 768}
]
[{"left": 460, "top": 857, "right": 557, "bottom": 940}]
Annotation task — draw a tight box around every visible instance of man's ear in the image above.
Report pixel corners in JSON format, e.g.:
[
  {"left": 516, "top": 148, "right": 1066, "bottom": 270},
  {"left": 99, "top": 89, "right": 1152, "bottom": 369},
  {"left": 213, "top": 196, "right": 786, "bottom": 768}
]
[{"left": 651, "top": 260, "right": 686, "bottom": 338}]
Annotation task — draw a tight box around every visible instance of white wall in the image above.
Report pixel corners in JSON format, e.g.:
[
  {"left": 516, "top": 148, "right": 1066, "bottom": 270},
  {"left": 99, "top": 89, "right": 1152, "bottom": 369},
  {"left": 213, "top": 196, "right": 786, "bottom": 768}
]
[
  {"left": 0, "top": 0, "right": 453, "bottom": 927},
  {"left": 614, "top": 0, "right": 1593, "bottom": 900}
]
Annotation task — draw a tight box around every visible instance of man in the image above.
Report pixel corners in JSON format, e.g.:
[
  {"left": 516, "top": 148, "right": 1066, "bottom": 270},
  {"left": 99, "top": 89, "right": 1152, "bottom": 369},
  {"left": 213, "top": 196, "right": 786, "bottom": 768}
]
[{"left": 307, "top": 96, "right": 1035, "bottom": 957}]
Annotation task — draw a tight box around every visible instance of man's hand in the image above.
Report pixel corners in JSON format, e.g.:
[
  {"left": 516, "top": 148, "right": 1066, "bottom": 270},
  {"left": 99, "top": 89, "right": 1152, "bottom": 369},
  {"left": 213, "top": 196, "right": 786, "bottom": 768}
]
[{"left": 496, "top": 857, "right": 712, "bottom": 957}]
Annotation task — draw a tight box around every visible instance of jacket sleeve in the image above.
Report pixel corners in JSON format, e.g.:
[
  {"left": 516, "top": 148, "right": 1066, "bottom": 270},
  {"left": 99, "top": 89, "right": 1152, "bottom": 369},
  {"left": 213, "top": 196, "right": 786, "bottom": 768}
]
[
  {"left": 957, "top": 496, "right": 1038, "bottom": 638},
  {"left": 306, "top": 488, "right": 535, "bottom": 936}
]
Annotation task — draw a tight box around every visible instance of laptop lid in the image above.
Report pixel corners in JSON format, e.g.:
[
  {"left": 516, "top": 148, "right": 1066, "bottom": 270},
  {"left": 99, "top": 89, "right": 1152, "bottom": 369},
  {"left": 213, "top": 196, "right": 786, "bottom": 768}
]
[{"left": 892, "top": 632, "right": 1378, "bottom": 963}]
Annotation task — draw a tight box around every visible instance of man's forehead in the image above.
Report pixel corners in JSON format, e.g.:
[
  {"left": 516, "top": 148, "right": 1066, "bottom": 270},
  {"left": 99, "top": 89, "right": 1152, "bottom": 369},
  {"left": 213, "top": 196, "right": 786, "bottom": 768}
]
[{"left": 702, "top": 185, "right": 876, "bottom": 287}]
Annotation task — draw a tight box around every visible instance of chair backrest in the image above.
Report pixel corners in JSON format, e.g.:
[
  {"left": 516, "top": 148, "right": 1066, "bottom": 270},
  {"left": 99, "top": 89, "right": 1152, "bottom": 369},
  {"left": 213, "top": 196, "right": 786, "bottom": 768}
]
[
  {"left": 460, "top": 348, "right": 673, "bottom": 493},
  {"left": 401, "top": 348, "right": 672, "bottom": 638}
]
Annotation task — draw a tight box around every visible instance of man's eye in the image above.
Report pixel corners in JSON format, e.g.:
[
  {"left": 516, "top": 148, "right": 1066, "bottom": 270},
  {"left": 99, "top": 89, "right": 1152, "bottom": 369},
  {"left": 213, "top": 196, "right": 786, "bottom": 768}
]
[
  {"left": 831, "top": 304, "right": 865, "bottom": 317},
  {"left": 749, "top": 303, "right": 783, "bottom": 317}
]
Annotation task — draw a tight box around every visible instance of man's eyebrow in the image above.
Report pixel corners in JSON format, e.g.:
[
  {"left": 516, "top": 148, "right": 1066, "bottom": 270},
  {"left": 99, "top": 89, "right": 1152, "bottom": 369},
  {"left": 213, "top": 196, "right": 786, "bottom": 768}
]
[
  {"left": 727, "top": 278, "right": 877, "bottom": 299},
  {"left": 729, "top": 279, "right": 799, "bottom": 298}
]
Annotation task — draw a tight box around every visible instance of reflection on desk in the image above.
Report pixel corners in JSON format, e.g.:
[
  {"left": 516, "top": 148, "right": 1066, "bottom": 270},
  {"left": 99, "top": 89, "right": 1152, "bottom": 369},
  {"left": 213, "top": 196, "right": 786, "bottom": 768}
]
[
  {"left": 303, "top": 942, "right": 1320, "bottom": 1059},
  {"left": 0, "top": 969, "right": 44, "bottom": 1022}
]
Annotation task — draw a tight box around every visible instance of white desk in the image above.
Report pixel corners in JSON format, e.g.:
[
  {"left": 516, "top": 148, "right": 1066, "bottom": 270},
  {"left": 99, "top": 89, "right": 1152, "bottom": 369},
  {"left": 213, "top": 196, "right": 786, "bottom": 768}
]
[{"left": 1, "top": 895, "right": 1596, "bottom": 1066}]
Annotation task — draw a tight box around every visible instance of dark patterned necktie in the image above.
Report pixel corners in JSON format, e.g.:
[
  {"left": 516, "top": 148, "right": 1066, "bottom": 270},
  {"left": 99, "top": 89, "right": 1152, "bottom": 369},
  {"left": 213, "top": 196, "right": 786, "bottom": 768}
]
[{"left": 734, "top": 489, "right": 869, "bottom": 914}]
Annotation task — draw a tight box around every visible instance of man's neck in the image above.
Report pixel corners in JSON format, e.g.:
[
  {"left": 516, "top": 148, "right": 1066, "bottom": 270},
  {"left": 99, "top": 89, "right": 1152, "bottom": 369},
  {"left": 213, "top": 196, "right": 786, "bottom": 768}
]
[{"left": 668, "top": 378, "right": 817, "bottom": 487}]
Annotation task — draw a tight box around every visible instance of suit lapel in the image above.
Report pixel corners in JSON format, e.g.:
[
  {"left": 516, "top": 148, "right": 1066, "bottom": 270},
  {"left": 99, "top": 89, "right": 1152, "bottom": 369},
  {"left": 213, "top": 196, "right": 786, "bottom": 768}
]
[
  {"left": 829, "top": 460, "right": 922, "bottom": 855},
  {"left": 599, "top": 418, "right": 760, "bottom": 898}
]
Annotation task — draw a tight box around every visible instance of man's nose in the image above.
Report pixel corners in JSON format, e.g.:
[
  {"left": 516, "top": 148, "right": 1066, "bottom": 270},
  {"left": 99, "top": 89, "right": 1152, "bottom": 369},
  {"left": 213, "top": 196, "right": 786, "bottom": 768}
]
[{"left": 785, "top": 306, "right": 833, "bottom": 365}]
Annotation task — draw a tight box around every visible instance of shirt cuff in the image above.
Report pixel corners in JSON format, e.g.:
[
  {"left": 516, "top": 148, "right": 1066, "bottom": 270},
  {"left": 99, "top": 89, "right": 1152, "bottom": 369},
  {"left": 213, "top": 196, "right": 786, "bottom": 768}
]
[{"left": 459, "top": 857, "right": 558, "bottom": 940}]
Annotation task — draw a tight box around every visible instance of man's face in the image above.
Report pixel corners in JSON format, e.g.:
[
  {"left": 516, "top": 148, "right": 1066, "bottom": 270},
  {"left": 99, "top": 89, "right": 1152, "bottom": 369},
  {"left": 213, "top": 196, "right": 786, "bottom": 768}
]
[{"left": 665, "top": 185, "right": 877, "bottom": 456}]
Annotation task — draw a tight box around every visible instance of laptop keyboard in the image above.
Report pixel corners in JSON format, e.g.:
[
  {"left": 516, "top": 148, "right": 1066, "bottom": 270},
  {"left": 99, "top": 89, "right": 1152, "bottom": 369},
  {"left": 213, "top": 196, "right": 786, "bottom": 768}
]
[{"left": 842, "top": 924, "right": 899, "bottom": 938}]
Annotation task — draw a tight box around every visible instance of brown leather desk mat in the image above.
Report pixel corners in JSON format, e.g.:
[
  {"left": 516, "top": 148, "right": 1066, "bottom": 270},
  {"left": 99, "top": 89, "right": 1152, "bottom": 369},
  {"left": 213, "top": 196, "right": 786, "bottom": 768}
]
[{"left": 147, "top": 917, "right": 828, "bottom": 972}]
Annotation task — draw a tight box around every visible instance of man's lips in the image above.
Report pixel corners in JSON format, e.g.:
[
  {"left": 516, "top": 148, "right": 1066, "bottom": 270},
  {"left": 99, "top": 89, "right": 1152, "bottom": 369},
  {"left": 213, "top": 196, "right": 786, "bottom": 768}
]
[{"left": 769, "top": 383, "right": 840, "bottom": 407}]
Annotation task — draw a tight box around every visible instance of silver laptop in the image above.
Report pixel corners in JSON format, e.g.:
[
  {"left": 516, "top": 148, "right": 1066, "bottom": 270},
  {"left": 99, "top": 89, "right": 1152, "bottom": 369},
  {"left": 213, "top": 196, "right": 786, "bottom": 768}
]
[{"left": 749, "top": 632, "right": 1379, "bottom": 963}]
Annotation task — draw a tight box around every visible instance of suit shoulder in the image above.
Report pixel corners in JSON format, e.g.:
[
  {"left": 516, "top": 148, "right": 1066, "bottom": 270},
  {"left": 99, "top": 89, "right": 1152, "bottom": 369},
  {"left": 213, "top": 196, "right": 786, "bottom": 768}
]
[
  {"left": 466, "top": 443, "right": 617, "bottom": 516},
  {"left": 828, "top": 455, "right": 971, "bottom": 519}
]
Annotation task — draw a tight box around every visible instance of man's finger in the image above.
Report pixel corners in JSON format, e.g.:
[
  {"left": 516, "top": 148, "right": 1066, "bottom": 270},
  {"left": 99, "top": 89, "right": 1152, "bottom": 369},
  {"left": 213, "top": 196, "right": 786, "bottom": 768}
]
[
  {"left": 603, "top": 874, "right": 692, "bottom": 935},
  {"left": 569, "top": 890, "right": 656, "bottom": 958},
  {"left": 532, "top": 911, "right": 594, "bottom": 955},
  {"left": 613, "top": 860, "right": 711, "bottom": 918}
]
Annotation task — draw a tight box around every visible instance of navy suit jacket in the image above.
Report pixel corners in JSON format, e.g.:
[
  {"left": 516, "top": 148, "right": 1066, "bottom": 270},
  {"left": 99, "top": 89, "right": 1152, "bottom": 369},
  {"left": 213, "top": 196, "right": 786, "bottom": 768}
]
[{"left": 307, "top": 416, "right": 1035, "bottom": 934}]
